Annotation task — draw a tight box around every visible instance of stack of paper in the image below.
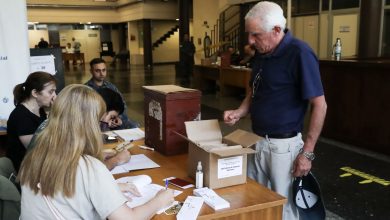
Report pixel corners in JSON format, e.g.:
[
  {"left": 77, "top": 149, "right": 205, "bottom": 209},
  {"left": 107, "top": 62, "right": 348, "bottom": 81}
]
[
  {"left": 114, "top": 128, "right": 145, "bottom": 141},
  {"left": 176, "top": 196, "right": 204, "bottom": 220},
  {"left": 110, "top": 154, "right": 160, "bottom": 174},
  {"left": 116, "top": 175, "right": 182, "bottom": 209},
  {"left": 193, "top": 187, "right": 230, "bottom": 210}
]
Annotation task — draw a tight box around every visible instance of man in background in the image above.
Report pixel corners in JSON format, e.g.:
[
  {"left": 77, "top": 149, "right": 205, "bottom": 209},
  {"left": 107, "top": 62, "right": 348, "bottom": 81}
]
[
  {"left": 85, "top": 58, "right": 138, "bottom": 129},
  {"left": 239, "top": 44, "right": 256, "bottom": 68},
  {"left": 226, "top": 45, "right": 240, "bottom": 65},
  {"left": 72, "top": 37, "right": 81, "bottom": 53},
  {"left": 72, "top": 37, "right": 81, "bottom": 65},
  {"left": 37, "top": 37, "right": 49, "bottom": 48},
  {"left": 179, "top": 33, "right": 195, "bottom": 87}
]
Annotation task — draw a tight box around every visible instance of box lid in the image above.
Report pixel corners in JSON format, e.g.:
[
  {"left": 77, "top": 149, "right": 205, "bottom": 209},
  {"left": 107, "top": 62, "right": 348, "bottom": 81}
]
[
  {"left": 185, "top": 119, "right": 222, "bottom": 142},
  {"left": 143, "top": 85, "right": 197, "bottom": 94},
  {"left": 223, "top": 129, "right": 262, "bottom": 148}
]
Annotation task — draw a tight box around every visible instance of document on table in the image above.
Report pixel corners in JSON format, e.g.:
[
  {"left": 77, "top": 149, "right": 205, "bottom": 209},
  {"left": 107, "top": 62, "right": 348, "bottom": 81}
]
[
  {"left": 116, "top": 175, "right": 182, "bottom": 212},
  {"left": 113, "top": 128, "right": 145, "bottom": 141},
  {"left": 111, "top": 154, "right": 160, "bottom": 174}
]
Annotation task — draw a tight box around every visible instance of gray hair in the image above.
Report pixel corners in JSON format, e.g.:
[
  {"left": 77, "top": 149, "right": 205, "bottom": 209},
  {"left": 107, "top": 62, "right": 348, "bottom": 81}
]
[{"left": 245, "top": 1, "right": 286, "bottom": 32}]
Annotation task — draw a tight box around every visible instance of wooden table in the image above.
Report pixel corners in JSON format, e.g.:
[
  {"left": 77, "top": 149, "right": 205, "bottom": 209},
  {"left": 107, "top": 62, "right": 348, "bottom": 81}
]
[
  {"left": 193, "top": 65, "right": 251, "bottom": 96},
  {"left": 106, "top": 140, "right": 286, "bottom": 220},
  {"left": 62, "top": 53, "right": 85, "bottom": 64},
  {"left": 220, "top": 67, "right": 251, "bottom": 96}
]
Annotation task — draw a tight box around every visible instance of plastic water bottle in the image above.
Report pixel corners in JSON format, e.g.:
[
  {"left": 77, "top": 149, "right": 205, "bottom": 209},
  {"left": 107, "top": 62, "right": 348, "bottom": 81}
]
[
  {"left": 196, "top": 161, "right": 203, "bottom": 189},
  {"left": 334, "top": 38, "right": 342, "bottom": 61}
]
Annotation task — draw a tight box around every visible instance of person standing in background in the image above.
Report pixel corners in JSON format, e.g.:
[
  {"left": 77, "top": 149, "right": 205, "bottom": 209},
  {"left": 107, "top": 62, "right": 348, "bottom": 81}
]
[
  {"left": 223, "top": 2, "right": 327, "bottom": 219},
  {"left": 72, "top": 37, "right": 81, "bottom": 53},
  {"left": 239, "top": 44, "right": 256, "bottom": 68},
  {"left": 37, "top": 38, "right": 49, "bottom": 48},
  {"left": 179, "top": 33, "right": 195, "bottom": 87},
  {"left": 72, "top": 37, "right": 81, "bottom": 65}
]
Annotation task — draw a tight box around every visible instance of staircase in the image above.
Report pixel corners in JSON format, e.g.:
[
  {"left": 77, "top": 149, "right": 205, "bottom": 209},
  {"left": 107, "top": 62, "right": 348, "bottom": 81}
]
[{"left": 152, "top": 25, "right": 179, "bottom": 50}]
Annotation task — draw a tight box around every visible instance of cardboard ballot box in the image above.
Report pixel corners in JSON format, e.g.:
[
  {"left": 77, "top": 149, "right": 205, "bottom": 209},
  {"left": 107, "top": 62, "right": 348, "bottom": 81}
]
[
  {"left": 143, "top": 85, "right": 201, "bottom": 155},
  {"left": 184, "top": 119, "right": 261, "bottom": 189}
]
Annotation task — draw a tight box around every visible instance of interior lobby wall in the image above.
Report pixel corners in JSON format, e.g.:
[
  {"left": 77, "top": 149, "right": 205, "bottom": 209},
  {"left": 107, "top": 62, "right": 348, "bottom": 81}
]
[
  {"left": 28, "top": 8, "right": 119, "bottom": 23},
  {"left": 332, "top": 13, "right": 358, "bottom": 57},
  {"left": 319, "top": 13, "right": 329, "bottom": 59},
  {"left": 117, "top": 1, "right": 178, "bottom": 21},
  {"left": 193, "top": 0, "right": 221, "bottom": 64},
  {"left": 59, "top": 30, "right": 101, "bottom": 62},
  {"left": 291, "top": 15, "right": 319, "bottom": 55},
  {"left": 28, "top": 30, "right": 49, "bottom": 48},
  {"left": 152, "top": 20, "right": 179, "bottom": 63},
  {"left": 127, "top": 21, "right": 143, "bottom": 65}
]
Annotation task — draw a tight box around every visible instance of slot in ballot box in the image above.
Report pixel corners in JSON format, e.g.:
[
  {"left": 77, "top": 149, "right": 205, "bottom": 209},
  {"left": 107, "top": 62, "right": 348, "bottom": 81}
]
[{"left": 143, "top": 85, "right": 201, "bottom": 155}]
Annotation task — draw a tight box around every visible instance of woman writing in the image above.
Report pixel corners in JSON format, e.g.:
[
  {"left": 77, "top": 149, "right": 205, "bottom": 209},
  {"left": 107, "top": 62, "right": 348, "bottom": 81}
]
[
  {"left": 18, "top": 84, "right": 174, "bottom": 219},
  {"left": 6, "top": 71, "right": 56, "bottom": 172}
]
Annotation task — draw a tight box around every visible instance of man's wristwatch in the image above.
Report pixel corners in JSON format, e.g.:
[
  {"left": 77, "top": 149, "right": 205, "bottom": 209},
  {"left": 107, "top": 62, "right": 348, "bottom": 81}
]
[{"left": 299, "top": 148, "right": 315, "bottom": 161}]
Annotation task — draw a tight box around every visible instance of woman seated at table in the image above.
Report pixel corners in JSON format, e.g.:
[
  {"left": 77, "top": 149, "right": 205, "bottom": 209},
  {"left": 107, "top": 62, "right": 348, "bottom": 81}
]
[
  {"left": 6, "top": 71, "right": 56, "bottom": 172},
  {"left": 18, "top": 84, "right": 174, "bottom": 219},
  {"left": 27, "top": 87, "right": 131, "bottom": 171}
]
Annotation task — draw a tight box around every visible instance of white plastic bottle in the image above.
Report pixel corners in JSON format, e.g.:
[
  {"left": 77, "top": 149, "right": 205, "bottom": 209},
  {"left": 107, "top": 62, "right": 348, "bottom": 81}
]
[
  {"left": 334, "top": 38, "right": 342, "bottom": 61},
  {"left": 195, "top": 161, "right": 203, "bottom": 189}
]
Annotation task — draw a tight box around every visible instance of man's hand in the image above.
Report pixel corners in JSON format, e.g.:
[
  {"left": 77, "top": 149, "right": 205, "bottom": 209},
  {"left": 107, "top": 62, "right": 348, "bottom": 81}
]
[
  {"left": 292, "top": 153, "right": 312, "bottom": 177},
  {"left": 223, "top": 110, "right": 241, "bottom": 126}
]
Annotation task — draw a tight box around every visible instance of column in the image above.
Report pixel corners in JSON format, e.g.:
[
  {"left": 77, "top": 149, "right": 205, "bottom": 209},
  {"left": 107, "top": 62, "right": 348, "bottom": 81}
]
[
  {"left": 358, "top": 0, "right": 382, "bottom": 58},
  {"left": 143, "top": 19, "right": 153, "bottom": 69}
]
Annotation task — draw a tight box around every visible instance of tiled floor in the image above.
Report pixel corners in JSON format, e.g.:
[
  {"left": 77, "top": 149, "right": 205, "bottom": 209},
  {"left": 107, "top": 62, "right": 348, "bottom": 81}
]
[{"left": 65, "top": 63, "right": 390, "bottom": 220}]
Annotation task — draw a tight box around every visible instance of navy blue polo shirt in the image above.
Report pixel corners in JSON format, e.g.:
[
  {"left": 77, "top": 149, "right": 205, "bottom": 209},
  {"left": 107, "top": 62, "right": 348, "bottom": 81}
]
[{"left": 250, "top": 30, "right": 324, "bottom": 135}]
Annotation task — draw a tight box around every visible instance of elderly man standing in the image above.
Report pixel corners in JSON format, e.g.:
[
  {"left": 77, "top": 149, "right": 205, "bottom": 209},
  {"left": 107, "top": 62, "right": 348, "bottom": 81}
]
[{"left": 223, "top": 2, "right": 327, "bottom": 219}]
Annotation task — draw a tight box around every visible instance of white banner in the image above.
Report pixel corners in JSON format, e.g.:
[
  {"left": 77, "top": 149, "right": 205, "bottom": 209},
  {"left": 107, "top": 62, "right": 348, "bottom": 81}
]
[{"left": 0, "top": 0, "right": 29, "bottom": 124}]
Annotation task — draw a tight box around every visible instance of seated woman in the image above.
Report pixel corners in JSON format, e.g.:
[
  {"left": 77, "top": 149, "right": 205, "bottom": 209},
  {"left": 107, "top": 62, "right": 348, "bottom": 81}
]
[
  {"left": 6, "top": 71, "right": 56, "bottom": 172},
  {"left": 18, "top": 84, "right": 174, "bottom": 219},
  {"left": 27, "top": 87, "right": 131, "bottom": 171}
]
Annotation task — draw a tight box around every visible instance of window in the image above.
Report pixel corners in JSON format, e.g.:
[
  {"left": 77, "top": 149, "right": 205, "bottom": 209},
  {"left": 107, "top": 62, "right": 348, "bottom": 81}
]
[{"left": 332, "top": 0, "right": 359, "bottom": 10}]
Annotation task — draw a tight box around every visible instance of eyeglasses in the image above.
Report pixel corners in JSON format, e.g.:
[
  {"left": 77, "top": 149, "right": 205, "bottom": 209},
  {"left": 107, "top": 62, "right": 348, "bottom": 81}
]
[{"left": 252, "top": 68, "right": 262, "bottom": 98}]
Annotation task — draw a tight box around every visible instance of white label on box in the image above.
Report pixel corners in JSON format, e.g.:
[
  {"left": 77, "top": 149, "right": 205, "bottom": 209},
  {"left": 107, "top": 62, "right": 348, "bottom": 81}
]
[
  {"left": 148, "top": 100, "right": 162, "bottom": 140},
  {"left": 217, "top": 156, "right": 243, "bottom": 179}
]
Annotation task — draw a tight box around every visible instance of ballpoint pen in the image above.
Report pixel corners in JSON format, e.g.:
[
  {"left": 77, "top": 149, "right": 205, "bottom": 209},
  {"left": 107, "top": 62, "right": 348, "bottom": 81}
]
[
  {"left": 139, "top": 145, "right": 155, "bottom": 151},
  {"left": 165, "top": 179, "right": 169, "bottom": 190}
]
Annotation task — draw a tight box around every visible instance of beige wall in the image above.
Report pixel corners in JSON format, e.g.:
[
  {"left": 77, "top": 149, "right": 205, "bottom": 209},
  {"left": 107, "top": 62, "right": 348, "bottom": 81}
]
[
  {"left": 118, "top": 1, "right": 178, "bottom": 21},
  {"left": 332, "top": 14, "right": 358, "bottom": 57},
  {"left": 28, "top": 30, "right": 49, "bottom": 48},
  {"left": 28, "top": 8, "right": 120, "bottom": 23},
  {"left": 28, "top": 1, "right": 177, "bottom": 24},
  {"left": 291, "top": 15, "right": 319, "bottom": 55},
  {"left": 152, "top": 20, "right": 179, "bottom": 63},
  {"left": 193, "top": 0, "right": 221, "bottom": 64},
  {"left": 59, "top": 30, "right": 101, "bottom": 62},
  {"left": 319, "top": 13, "right": 329, "bottom": 59}
]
